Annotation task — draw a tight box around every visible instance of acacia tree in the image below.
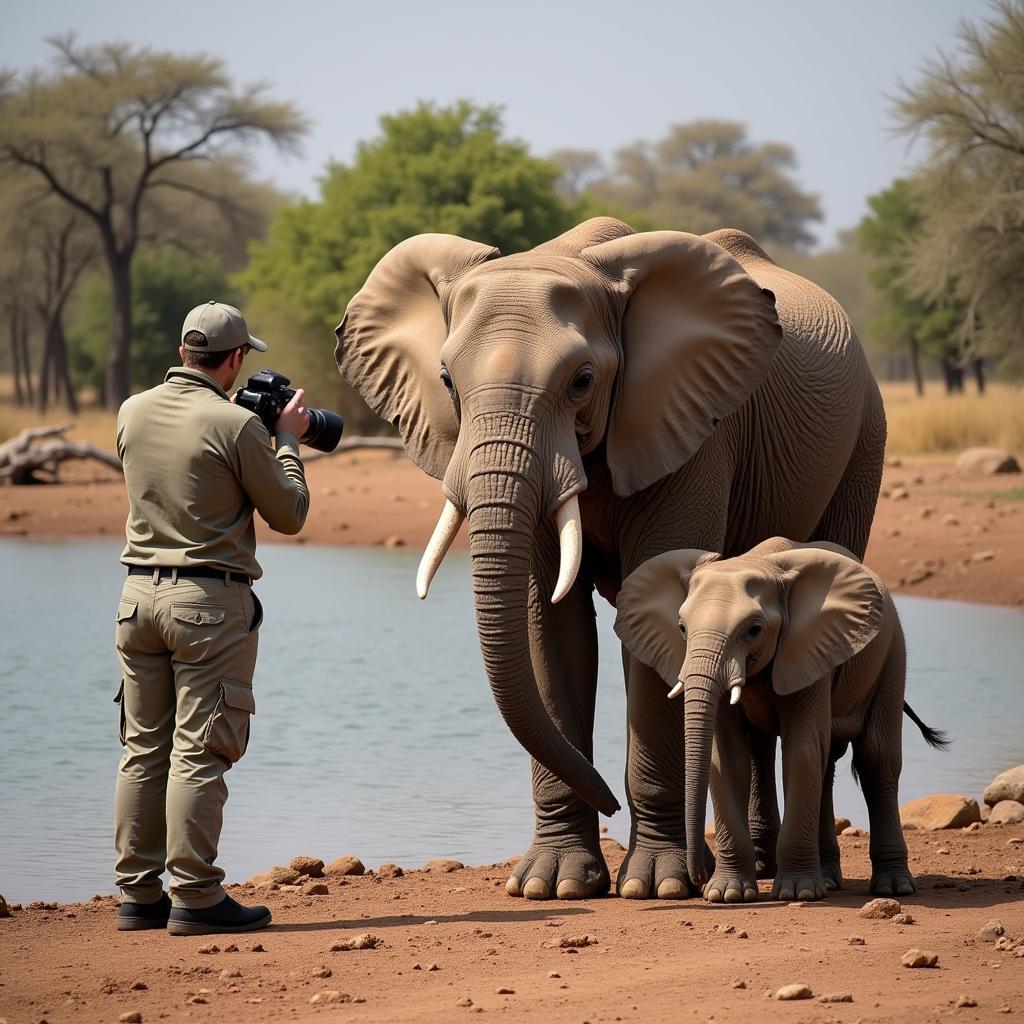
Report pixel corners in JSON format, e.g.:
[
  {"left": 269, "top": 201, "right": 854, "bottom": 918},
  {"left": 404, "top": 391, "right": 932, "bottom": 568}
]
[
  {"left": 0, "top": 36, "right": 306, "bottom": 408},
  {"left": 893, "top": 0, "right": 1024, "bottom": 377},
  {"left": 567, "top": 120, "right": 823, "bottom": 247}
]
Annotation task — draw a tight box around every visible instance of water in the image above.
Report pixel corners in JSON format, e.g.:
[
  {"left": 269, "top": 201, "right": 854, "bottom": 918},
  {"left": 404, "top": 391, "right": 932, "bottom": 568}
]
[{"left": 1, "top": 539, "right": 1021, "bottom": 904}]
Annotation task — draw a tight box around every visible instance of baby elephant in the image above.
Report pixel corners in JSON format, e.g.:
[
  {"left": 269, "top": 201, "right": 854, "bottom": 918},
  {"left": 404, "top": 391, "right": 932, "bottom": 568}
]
[{"left": 614, "top": 537, "right": 945, "bottom": 903}]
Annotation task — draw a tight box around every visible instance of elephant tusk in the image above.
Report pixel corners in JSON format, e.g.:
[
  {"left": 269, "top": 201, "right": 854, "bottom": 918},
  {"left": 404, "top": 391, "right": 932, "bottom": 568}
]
[
  {"left": 551, "top": 495, "right": 583, "bottom": 604},
  {"left": 416, "top": 498, "right": 465, "bottom": 600},
  {"left": 668, "top": 681, "right": 684, "bottom": 700},
  {"left": 730, "top": 684, "right": 743, "bottom": 705}
]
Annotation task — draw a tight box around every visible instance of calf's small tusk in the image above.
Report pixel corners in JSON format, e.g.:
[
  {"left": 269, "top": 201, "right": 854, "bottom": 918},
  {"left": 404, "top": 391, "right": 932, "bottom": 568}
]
[
  {"left": 730, "top": 684, "right": 743, "bottom": 705},
  {"left": 551, "top": 495, "right": 582, "bottom": 604},
  {"left": 416, "top": 498, "right": 464, "bottom": 600},
  {"left": 668, "top": 681, "right": 684, "bottom": 700}
]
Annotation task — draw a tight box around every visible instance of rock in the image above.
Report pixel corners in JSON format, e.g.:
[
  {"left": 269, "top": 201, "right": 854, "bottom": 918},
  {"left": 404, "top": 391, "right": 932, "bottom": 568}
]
[
  {"left": 941, "top": 513, "right": 960, "bottom": 527},
  {"left": 289, "top": 856, "right": 324, "bottom": 878},
  {"left": 834, "top": 817, "right": 852, "bottom": 834},
  {"left": 732, "top": 979, "right": 747, "bottom": 989},
  {"left": 900, "top": 794, "right": 981, "bottom": 830},
  {"left": 428, "top": 963, "right": 440, "bottom": 972},
  {"left": 820, "top": 993, "right": 854, "bottom": 1003},
  {"left": 892, "top": 913, "right": 915, "bottom": 925},
  {"left": 978, "top": 920, "right": 1005, "bottom": 941},
  {"left": 496, "top": 986, "right": 515, "bottom": 994},
  {"left": 197, "top": 943, "right": 220, "bottom": 954},
  {"left": 250, "top": 943, "right": 266, "bottom": 952},
  {"left": 383, "top": 535, "right": 406, "bottom": 548},
  {"left": 890, "top": 486, "right": 910, "bottom": 501},
  {"left": 955, "top": 447, "right": 1021, "bottom": 478},
  {"left": 901, "top": 948, "right": 939, "bottom": 968},
  {"left": 0, "top": 895, "right": 10, "bottom": 918},
  {"left": 456, "top": 997, "right": 474, "bottom": 1008},
  {"left": 841, "top": 826, "right": 866, "bottom": 836},
  {"left": 776, "top": 984, "right": 813, "bottom": 1001},
  {"left": 986, "top": 766, "right": 1024, "bottom": 805},
  {"left": 988, "top": 800, "right": 1024, "bottom": 825},
  {"left": 330, "top": 933, "right": 381, "bottom": 951},
  {"left": 378, "top": 863, "right": 404, "bottom": 878},
  {"left": 956, "top": 996, "right": 978, "bottom": 1008},
  {"left": 555, "top": 934, "right": 598, "bottom": 948},
  {"left": 119, "top": 1015, "right": 143, "bottom": 1023},
  {"left": 860, "top": 898, "right": 902, "bottom": 919},
  {"left": 971, "top": 550, "right": 995, "bottom": 563},
  {"left": 309, "top": 990, "right": 352, "bottom": 1005},
  {"left": 312, "top": 967, "right": 332, "bottom": 978},
  {"left": 219, "top": 968, "right": 242, "bottom": 980},
  {"left": 325, "top": 855, "right": 365, "bottom": 877},
  {"left": 981, "top": 804, "right": 992, "bottom": 822},
  {"left": 223, "top": 944, "right": 239, "bottom": 953},
  {"left": 248, "top": 866, "right": 300, "bottom": 886},
  {"left": 424, "top": 859, "right": 464, "bottom": 873},
  {"left": 303, "top": 882, "right": 329, "bottom": 896},
  {"left": 848, "top": 936, "right": 866, "bottom": 945},
  {"left": 130, "top": 982, "right": 148, "bottom": 991},
  {"left": 964, "top": 821, "right": 983, "bottom": 832},
  {"left": 548, "top": 971, "right": 561, "bottom": 978}
]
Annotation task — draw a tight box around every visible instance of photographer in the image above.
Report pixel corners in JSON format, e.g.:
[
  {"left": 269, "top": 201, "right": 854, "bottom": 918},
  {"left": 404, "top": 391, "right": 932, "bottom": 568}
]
[{"left": 113, "top": 300, "right": 309, "bottom": 935}]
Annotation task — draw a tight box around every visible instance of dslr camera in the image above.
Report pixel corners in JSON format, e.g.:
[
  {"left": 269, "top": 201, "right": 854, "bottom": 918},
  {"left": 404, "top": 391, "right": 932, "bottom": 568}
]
[{"left": 235, "top": 369, "right": 344, "bottom": 453}]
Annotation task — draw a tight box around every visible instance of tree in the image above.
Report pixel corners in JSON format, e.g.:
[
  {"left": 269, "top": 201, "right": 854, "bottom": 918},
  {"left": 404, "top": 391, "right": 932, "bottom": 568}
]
[
  {"left": 859, "top": 180, "right": 966, "bottom": 394},
  {"left": 237, "top": 101, "right": 574, "bottom": 425},
  {"left": 892, "top": 0, "right": 1024, "bottom": 377},
  {"left": 574, "top": 120, "right": 822, "bottom": 247},
  {"left": 0, "top": 36, "right": 306, "bottom": 408}
]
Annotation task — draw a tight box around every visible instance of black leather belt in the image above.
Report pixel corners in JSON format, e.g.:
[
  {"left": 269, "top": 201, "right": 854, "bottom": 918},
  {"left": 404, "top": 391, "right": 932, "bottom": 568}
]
[{"left": 126, "top": 566, "right": 252, "bottom": 586}]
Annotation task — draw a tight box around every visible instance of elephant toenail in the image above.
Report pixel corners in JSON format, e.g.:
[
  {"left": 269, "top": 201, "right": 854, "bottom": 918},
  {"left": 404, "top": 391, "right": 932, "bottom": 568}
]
[
  {"left": 724, "top": 888, "right": 744, "bottom": 903},
  {"left": 619, "top": 878, "right": 649, "bottom": 900},
  {"left": 505, "top": 876, "right": 522, "bottom": 897},
  {"left": 656, "top": 878, "right": 688, "bottom": 900},
  {"left": 523, "top": 877, "right": 551, "bottom": 900},
  {"left": 556, "top": 879, "right": 588, "bottom": 900}
]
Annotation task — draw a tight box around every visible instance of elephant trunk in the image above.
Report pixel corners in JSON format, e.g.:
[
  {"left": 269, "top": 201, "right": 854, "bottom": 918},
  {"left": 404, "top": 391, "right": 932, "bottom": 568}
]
[
  {"left": 682, "top": 635, "right": 742, "bottom": 887},
  {"left": 466, "top": 441, "right": 618, "bottom": 817}
]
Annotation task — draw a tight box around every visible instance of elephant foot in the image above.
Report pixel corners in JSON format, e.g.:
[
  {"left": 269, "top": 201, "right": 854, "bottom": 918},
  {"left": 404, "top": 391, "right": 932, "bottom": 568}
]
[
  {"left": 821, "top": 857, "right": 844, "bottom": 892},
  {"left": 616, "top": 842, "right": 701, "bottom": 900},
  {"left": 870, "top": 864, "right": 916, "bottom": 897},
  {"left": 771, "top": 870, "right": 827, "bottom": 902},
  {"left": 505, "top": 842, "right": 609, "bottom": 901},
  {"left": 703, "top": 869, "right": 758, "bottom": 904}
]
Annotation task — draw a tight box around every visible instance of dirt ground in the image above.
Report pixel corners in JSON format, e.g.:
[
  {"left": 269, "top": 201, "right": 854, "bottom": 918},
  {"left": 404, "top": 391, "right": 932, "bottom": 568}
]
[
  {"left": 2, "top": 825, "right": 1023, "bottom": 1024},
  {"left": 1, "top": 449, "right": 1021, "bottom": 606}
]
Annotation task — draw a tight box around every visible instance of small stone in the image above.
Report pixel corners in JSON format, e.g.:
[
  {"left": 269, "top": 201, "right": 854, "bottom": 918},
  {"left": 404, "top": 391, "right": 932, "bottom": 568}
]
[
  {"left": 860, "top": 898, "right": 902, "bottom": 919},
  {"left": 309, "top": 990, "right": 352, "bottom": 1005},
  {"left": 0, "top": 895, "right": 10, "bottom": 919},
  {"left": 964, "top": 821, "right": 983, "bottom": 832},
  {"left": 984, "top": 766, "right": 1024, "bottom": 806},
  {"left": 223, "top": 944, "right": 239, "bottom": 952},
  {"left": 457, "top": 997, "right": 474, "bottom": 1008},
  {"left": 737, "top": 930, "right": 748, "bottom": 939},
  {"left": 901, "top": 948, "right": 939, "bottom": 968},
  {"left": 849, "top": 936, "right": 866, "bottom": 945},
  {"left": 197, "top": 943, "right": 220, "bottom": 954},
  {"left": 383, "top": 534, "right": 406, "bottom": 548},
  {"left": 732, "top": 979, "right": 747, "bottom": 989},
  {"left": 954, "top": 447, "right": 1021, "bottom": 478},
  {"left": 900, "top": 794, "right": 981, "bottom": 830},
  {"left": 841, "top": 826, "right": 865, "bottom": 837},
  {"left": 330, "top": 932, "right": 381, "bottom": 951},
  {"left": 248, "top": 865, "right": 300, "bottom": 887},
  {"left": 250, "top": 943, "right": 266, "bottom": 952},
  {"left": 971, "top": 550, "right": 995, "bottom": 563},
  {"left": 978, "top": 920, "right": 1005, "bottom": 941},
  {"left": 989, "top": 800, "right": 1024, "bottom": 825},
  {"left": 819, "top": 993, "right": 853, "bottom": 1003},
  {"left": 892, "top": 913, "right": 915, "bottom": 925},
  {"left": 548, "top": 972, "right": 561, "bottom": 978},
  {"left": 119, "top": 1014, "right": 143, "bottom": 1024},
  {"left": 890, "top": 487, "right": 910, "bottom": 501},
  {"left": 496, "top": 986, "right": 515, "bottom": 994},
  {"left": 941, "top": 513, "right": 960, "bottom": 527},
  {"left": 428, "top": 963, "right": 440, "bottom": 972},
  {"left": 186, "top": 995, "right": 208, "bottom": 1005},
  {"left": 304, "top": 882, "right": 329, "bottom": 896},
  {"left": 555, "top": 934, "right": 598, "bottom": 948},
  {"left": 289, "top": 856, "right": 325, "bottom": 878},
  {"left": 776, "top": 984, "right": 813, "bottom": 1001},
  {"left": 219, "top": 968, "right": 242, "bottom": 980},
  {"left": 956, "top": 996, "right": 978, "bottom": 1008},
  {"left": 424, "top": 919, "right": 438, "bottom": 925},
  {"left": 937, "top": 847, "right": 951, "bottom": 855},
  {"left": 378, "top": 863, "right": 404, "bottom": 878},
  {"left": 424, "top": 859, "right": 464, "bottom": 873},
  {"left": 834, "top": 817, "right": 852, "bottom": 834},
  {"left": 324, "top": 855, "right": 365, "bottom": 877}
]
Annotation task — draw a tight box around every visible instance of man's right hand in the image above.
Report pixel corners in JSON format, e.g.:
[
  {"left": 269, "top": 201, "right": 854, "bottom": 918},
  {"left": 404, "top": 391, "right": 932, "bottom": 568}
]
[{"left": 276, "top": 388, "right": 310, "bottom": 441}]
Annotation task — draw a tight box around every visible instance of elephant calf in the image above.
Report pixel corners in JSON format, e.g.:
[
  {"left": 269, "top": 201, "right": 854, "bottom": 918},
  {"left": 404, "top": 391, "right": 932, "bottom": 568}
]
[{"left": 613, "top": 537, "right": 947, "bottom": 903}]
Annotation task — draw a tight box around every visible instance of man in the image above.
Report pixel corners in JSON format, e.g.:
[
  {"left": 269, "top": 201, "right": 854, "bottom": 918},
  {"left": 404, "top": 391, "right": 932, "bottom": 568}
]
[{"left": 113, "top": 300, "right": 310, "bottom": 935}]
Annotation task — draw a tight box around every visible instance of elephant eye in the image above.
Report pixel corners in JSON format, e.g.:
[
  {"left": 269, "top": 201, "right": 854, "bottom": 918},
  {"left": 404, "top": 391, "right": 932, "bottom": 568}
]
[
  {"left": 568, "top": 365, "right": 595, "bottom": 400},
  {"left": 746, "top": 621, "right": 764, "bottom": 639},
  {"left": 678, "top": 620, "right": 686, "bottom": 636},
  {"left": 439, "top": 366, "right": 456, "bottom": 398}
]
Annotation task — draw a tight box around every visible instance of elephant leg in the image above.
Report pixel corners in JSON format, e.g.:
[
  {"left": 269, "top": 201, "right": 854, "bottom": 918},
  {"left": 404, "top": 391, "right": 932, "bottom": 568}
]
[
  {"left": 772, "top": 682, "right": 831, "bottom": 901},
  {"left": 853, "top": 643, "right": 914, "bottom": 897},
  {"left": 617, "top": 653, "right": 699, "bottom": 899},
  {"left": 818, "top": 743, "right": 847, "bottom": 891},
  {"left": 704, "top": 708, "right": 758, "bottom": 903},
  {"left": 747, "top": 727, "right": 780, "bottom": 879},
  {"left": 505, "top": 558, "right": 608, "bottom": 902}
]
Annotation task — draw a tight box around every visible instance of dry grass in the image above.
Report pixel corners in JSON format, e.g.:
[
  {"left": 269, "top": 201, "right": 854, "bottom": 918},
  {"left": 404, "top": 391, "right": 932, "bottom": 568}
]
[
  {"left": 0, "top": 404, "right": 118, "bottom": 449},
  {"left": 880, "top": 381, "right": 1024, "bottom": 456}
]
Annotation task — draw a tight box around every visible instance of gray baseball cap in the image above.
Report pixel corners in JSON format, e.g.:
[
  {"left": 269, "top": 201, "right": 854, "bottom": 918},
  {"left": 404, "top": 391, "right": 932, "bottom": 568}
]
[{"left": 181, "top": 300, "right": 268, "bottom": 353}]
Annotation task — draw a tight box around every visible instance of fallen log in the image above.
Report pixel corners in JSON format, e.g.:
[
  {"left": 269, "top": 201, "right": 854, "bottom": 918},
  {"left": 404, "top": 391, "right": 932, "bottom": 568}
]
[
  {"left": 302, "top": 436, "right": 405, "bottom": 462},
  {"left": 0, "top": 422, "right": 123, "bottom": 485}
]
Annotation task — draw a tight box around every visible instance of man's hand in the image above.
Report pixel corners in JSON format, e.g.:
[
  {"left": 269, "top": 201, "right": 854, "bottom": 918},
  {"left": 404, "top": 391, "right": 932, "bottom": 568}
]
[{"left": 276, "top": 388, "right": 310, "bottom": 440}]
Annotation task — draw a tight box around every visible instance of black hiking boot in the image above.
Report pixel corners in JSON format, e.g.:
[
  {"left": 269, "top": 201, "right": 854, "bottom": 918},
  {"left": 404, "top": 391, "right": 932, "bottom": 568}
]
[
  {"left": 117, "top": 892, "right": 172, "bottom": 931},
  {"left": 167, "top": 894, "right": 272, "bottom": 936}
]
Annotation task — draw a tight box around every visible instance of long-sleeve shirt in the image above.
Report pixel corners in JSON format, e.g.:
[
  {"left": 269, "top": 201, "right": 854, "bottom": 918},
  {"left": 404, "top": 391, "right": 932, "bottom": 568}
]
[{"left": 117, "top": 367, "right": 309, "bottom": 580}]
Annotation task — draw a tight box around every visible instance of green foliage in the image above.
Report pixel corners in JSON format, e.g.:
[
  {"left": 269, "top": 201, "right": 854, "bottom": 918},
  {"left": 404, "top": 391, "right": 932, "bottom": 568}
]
[
  {"left": 858, "top": 179, "right": 963, "bottom": 362},
  {"left": 68, "top": 247, "right": 233, "bottom": 392},
  {"left": 891, "top": 0, "right": 1024, "bottom": 375},
  {"left": 237, "top": 101, "right": 575, "bottom": 423}
]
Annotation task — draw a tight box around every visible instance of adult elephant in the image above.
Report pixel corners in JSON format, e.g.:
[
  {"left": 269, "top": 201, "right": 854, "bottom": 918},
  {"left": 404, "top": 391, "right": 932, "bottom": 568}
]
[{"left": 335, "top": 217, "right": 885, "bottom": 901}]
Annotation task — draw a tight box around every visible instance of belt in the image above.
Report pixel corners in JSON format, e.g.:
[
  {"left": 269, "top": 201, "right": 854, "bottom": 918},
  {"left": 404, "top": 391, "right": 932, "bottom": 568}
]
[{"left": 126, "top": 566, "right": 253, "bottom": 586}]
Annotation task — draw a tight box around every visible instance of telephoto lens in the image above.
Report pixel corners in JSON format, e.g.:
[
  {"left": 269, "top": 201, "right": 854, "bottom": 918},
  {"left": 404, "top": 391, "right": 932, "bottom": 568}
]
[
  {"left": 234, "top": 369, "right": 344, "bottom": 453},
  {"left": 302, "top": 408, "right": 344, "bottom": 453}
]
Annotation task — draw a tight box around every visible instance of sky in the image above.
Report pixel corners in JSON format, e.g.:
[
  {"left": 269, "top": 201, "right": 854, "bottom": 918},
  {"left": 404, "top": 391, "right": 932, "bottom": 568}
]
[{"left": 4, "top": 0, "right": 993, "bottom": 247}]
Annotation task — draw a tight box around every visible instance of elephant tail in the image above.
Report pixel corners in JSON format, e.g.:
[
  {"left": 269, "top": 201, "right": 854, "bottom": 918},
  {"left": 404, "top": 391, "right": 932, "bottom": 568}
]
[{"left": 903, "top": 700, "right": 951, "bottom": 750}]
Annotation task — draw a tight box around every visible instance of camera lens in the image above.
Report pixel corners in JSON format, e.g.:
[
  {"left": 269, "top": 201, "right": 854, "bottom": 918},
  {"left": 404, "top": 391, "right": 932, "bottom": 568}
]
[{"left": 302, "top": 408, "right": 344, "bottom": 453}]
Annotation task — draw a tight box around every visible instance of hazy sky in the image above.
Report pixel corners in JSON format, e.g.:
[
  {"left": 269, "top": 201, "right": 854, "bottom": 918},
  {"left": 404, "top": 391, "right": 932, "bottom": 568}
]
[{"left": 5, "top": 0, "right": 991, "bottom": 246}]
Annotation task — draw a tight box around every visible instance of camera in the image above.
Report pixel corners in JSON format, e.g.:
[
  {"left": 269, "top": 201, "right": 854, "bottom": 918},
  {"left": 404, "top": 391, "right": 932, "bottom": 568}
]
[{"left": 235, "top": 369, "right": 344, "bottom": 453}]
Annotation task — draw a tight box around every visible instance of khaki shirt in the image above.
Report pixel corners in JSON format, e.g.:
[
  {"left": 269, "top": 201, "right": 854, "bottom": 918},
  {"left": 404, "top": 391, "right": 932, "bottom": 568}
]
[{"left": 117, "top": 367, "right": 309, "bottom": 579}]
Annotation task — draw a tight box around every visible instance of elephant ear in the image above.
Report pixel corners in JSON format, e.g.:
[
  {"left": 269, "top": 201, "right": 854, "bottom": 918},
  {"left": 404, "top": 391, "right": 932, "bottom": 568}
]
[
  {"left": 581, "top": 231, "right": 782, "bottom": 497},
  {"left": 766, "top": 545, "right": 885, "bottom": 697},
  {"left": 613, "top": 549, "right": 719, "bottom": 687},
  {"left": 336, "top": 234, "right": 499, "bottom": 479}
]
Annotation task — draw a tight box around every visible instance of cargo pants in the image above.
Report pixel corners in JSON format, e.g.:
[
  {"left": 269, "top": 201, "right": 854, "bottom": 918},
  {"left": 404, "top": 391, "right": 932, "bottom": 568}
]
[{"left": 113, "top": 571, "right": 262, "bottom": 908}]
